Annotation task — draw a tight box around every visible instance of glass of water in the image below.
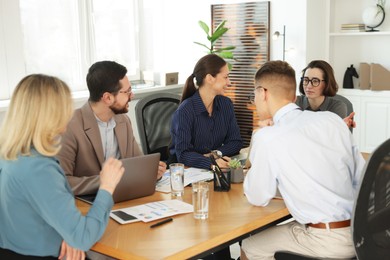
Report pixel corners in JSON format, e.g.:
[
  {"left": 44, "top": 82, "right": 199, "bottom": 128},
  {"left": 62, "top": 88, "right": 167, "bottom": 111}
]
[
  {"left": 169, "top": 163, "right": 184, "bottom": 196},
  {"left": 192, "top": 181, "right": 209, "bottom": 219}
]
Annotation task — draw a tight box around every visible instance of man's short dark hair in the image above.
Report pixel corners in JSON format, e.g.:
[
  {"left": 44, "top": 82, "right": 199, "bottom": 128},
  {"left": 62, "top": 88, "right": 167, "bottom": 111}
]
[
  {"left": 86, "top": 61, "right": 127, "bottom": 102},
  {"left": 255, "top": 60, "right": 296, "bottom": 82}
]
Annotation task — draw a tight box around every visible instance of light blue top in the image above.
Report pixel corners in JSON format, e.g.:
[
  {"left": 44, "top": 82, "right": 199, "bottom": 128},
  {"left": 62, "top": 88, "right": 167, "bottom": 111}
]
[{"left": 0, "top": 149, "right": 113, "bottom": 257}]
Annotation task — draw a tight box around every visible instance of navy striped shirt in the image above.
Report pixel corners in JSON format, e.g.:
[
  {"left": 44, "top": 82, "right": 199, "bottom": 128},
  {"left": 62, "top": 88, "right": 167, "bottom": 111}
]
[{"left": 170, "top": 91, "right": 243, "bottom": 169}]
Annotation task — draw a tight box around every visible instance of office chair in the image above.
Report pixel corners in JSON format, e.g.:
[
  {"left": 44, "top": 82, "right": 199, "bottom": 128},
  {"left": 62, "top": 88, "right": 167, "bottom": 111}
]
[
  {"left": 135, "top": 92, "right": 181, "bottom": 161},
  {"left": 353, "top": 138, "right": 390, "bottom": 260},
  {"left": 333, "top": 94, "right": 354, "bottom": 132}
]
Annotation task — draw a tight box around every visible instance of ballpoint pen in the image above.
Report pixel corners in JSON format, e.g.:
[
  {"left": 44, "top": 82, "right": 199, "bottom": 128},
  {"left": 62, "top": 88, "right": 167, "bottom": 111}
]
[
  {"left": 150, "top": 218, "right": 173, "bottom": 228},
  {"left": 212, "top": 165, "right": 222, "bottom": 188}
]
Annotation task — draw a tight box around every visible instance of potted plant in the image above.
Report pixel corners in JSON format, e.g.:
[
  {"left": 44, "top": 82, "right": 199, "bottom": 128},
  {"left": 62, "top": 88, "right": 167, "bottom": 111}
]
[
  {"left": 228, "top": 158, "right": 244, "bottom": 183},
  {"left": 194, "top": 20, "right": 235, "bottom": 69}
]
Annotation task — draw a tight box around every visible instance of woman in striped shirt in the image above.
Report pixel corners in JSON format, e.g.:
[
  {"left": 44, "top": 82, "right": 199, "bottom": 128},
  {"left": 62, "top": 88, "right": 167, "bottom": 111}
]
[{"left": 169, "top": 54, "right": 243, "bottom": 170}]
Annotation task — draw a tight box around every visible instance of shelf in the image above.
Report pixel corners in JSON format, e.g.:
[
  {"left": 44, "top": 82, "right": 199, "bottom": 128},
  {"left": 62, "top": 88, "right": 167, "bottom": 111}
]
[
  {"left": 330, "top": 31, "right": 390, "bottom": 36},
  {"left": 339, "top": 88, "right": 390, "bottom": 97}
]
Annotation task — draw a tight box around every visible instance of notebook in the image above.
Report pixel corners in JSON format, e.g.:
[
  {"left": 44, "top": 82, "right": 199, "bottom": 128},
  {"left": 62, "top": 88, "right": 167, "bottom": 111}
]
[{"left": 76, "top": 153, "right": 160, "bottom": 204}]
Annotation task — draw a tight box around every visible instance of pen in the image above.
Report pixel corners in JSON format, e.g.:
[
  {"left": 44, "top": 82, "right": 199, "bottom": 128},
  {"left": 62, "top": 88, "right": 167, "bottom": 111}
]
[
  {"left": 220, "top": 156, "right": 229, "bottom": 162},
  {"left": 150, "top": 218, "right": 173, "bottom": 228}
]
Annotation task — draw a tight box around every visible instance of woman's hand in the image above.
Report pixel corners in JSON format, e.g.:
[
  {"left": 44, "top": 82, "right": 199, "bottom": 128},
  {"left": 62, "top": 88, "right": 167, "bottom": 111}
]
[
  {"left": 58, "top": 241, "right": 85, "bottom": 260},
  {"left": 99, "top": 157, "right": 125, "bottom": 195},
  {"left": 344, "top": 112, "right": 356, "bottom": 128},
  {"left": 216, "top": 156, "right": 231, "bottom": 169}
]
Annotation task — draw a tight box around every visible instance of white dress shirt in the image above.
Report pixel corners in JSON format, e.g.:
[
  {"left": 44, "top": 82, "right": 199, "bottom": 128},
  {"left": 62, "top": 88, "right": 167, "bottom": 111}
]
[
  {"left": 95, "top": 115, "right": 120, "bottom": 160},
  {"left": 244, "top": 103, "right": 366, "bottom": 224}
]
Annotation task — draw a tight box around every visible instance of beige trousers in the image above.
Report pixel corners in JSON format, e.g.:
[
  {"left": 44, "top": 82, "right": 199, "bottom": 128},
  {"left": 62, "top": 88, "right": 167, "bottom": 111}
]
[{"left": 241, "top": 221, "right": 355, "bottom": 260}]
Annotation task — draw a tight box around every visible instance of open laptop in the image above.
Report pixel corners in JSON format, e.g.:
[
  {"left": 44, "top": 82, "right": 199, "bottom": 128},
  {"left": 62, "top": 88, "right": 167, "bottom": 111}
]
[{"left": 76, "top": 153, "right": 160, "bottom": 204}]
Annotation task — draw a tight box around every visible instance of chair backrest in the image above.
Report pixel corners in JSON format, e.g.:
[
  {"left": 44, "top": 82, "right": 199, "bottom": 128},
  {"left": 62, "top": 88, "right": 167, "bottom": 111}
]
[
  {"left": 135, "top": 92, "right": 181, "bottom": 161},
  {"left": 333, "top": 94, "right": 353, "bottom": 116},
  {"left": 352, "top": 138, "right": 390, "bottom": 259},
  {"left": 333, "top": 94, "right": 354, "bottom": 132}
]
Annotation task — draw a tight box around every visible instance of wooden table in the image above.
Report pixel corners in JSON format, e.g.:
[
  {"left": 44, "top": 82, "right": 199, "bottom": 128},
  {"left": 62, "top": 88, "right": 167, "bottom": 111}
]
[{"left": 77, "top": 183, "right": 289, "bottom": 260}]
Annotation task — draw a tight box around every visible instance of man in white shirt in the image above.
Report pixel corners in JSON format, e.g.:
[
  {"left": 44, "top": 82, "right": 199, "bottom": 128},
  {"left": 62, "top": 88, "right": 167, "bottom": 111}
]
[{"left": 241, "top": 60, "right": 365, "bottom": 259}]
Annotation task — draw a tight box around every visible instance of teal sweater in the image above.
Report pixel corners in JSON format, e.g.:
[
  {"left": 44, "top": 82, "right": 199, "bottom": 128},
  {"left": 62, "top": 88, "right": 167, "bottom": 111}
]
[{"left": 0, "top": 150, "right": 113, "bottom": 257}]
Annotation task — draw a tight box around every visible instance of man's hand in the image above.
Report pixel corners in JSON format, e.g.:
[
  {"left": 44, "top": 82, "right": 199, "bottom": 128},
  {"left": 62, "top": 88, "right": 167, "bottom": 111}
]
[
  {"left": 258, "top": 118, "right": 274, "bottom": 128},
  {"left": 157, "top": 161, "right": 167, "bottom": 179}
]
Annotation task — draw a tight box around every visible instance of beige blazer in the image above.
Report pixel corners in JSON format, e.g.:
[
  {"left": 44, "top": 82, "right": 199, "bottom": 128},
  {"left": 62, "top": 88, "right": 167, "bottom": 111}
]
[{"left": 57, "top": 102, "right": 143, "bottom": 195}]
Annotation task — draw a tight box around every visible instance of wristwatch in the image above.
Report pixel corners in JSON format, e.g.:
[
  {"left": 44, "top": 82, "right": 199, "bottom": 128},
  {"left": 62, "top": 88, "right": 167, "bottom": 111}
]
[{"left": 212, "top": 150, "right": 223, "bottom": 159}]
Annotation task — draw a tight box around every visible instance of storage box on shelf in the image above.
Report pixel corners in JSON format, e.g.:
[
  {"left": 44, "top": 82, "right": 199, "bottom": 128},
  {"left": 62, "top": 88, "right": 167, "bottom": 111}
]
[{"left": 326, "top": 0, "right": 390, "bottom": 152}]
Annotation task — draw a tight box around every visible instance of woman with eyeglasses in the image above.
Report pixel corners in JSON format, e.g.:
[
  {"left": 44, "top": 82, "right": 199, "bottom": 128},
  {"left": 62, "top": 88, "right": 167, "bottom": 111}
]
[{"left": 296, "top": 60, "right": 355, "bottom": 128}]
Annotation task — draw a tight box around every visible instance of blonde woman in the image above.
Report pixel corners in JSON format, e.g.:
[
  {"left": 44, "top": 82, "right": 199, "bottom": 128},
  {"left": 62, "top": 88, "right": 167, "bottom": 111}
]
[{"left": 0, "top": 75, "right": 124, "bottom": 259}]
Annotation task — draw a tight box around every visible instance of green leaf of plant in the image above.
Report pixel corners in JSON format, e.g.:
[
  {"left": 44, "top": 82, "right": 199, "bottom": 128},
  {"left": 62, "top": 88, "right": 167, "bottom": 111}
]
[
  {"left": 217, "top": 51, "right": 234, "bottom": 59},
  {"left": 210, "top": 28, "right": 228, "bottom": 43},
  {"left": 214, "top": 46, "right": 236, "bottom": 52},
  {"left": 214, "top": 20, "right": 227, "bottom": 33},
  {"left": 193, "top": 41, "right": 211, "bottom": 51},
  {"left": 198, "top": 20, "right": 210, "bottom": 36}
]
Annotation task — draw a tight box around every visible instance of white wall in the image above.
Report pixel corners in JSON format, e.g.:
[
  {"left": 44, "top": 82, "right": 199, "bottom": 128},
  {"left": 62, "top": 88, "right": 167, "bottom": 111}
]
[
  {"left": 139, "top": 0, "right": 310, "bottom": 84},
  {"left": 1, "top": 0, "right": 312, "bottom": 124}
]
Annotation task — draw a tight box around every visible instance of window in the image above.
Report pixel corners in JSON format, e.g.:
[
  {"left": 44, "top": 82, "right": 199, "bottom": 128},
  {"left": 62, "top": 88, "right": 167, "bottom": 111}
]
[{"left": 17, "top": 0, "right": 139, "bottom": 92}]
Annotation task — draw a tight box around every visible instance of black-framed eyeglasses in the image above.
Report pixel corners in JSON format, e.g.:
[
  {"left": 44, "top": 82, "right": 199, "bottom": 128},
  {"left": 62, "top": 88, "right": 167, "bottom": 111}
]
[
  {"left": 248, "top": 86, "right": 267, "bottom": 104},
  {"left": 301, "top": 77, "right": 325, "bottom": 87},
  {"left": 118, "top": 87, "right": 133, "bottom": 95}
]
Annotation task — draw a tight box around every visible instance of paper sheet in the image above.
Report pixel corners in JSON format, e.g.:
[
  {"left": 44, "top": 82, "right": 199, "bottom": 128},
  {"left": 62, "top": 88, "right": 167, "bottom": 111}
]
[
  {"left": 155, "top": 167, "right": 213, "bottom": 193},
  {"left": 110, "top": 199, "right": 193, "bottom": 224}
]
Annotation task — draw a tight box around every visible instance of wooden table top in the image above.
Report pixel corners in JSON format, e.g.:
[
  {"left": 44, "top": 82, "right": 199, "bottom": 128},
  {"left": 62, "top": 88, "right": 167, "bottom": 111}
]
[{"left": 77, "top": 183, "right": 289, "bottom": 260}]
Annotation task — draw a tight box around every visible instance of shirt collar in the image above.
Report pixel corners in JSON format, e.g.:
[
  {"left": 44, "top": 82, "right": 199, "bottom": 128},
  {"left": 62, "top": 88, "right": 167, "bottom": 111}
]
[
  {"left": 273, "top": 103, "right": 300, "bottom": 124},
  {"left": 94, "top": 113, "right": 116, "bottom": 129},
  {"left": 192, "top": 91, "right": 220, "bottom": 115}
]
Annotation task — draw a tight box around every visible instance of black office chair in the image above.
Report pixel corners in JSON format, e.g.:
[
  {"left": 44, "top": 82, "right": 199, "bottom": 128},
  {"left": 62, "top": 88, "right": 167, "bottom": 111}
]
[
  {"left": 352, "top": 138, "right": 390, "bottom": 260},
  {"left": 135, "top": 92, "right": 181, "bottom": 161},
  {"left": 333, "top": 94, "right": 354, "bottom": 133},
  {"left": 333, "top": 94, "right": 353, "bottom": 116}
]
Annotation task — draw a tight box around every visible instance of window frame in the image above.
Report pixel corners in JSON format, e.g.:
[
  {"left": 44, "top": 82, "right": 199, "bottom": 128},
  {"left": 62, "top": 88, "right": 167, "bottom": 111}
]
[{"left": 0, "top": 0, "right": 141, "bottom": 101}]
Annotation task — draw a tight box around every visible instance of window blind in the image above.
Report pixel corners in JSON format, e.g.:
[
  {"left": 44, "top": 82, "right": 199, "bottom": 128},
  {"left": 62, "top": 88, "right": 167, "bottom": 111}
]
[{"left": 212, "top": 1, "right": 270, "bottom": 146}]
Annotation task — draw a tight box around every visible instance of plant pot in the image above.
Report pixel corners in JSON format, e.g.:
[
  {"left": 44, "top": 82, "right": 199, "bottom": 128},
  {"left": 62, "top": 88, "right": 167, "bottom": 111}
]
[{"left": 230, "top": 167, "right": 244, "bottom": 183}]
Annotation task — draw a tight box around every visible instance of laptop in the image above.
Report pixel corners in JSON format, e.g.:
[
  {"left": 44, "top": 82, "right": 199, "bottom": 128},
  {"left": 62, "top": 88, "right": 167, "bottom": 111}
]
[{"left": 76, "top": 153, "right": 160, "bottom": 204}]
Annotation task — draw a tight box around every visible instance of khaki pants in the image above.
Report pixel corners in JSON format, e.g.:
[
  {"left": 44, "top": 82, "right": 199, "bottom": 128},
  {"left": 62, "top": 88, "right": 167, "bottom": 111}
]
[{"left": 241, "top": 221, "right": 355, "bottom": 260}]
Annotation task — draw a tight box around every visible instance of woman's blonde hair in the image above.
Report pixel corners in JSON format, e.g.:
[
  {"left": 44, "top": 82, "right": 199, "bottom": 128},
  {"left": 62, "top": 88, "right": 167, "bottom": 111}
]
[{"left": 0, "top": 74, "right": 73, "bottom": 160}]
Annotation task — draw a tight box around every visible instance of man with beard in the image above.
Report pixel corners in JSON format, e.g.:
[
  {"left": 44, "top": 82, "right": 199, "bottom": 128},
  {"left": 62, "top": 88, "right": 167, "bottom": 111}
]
[{"left": 58, "top": 61, "right": 166, "bottom": 196}]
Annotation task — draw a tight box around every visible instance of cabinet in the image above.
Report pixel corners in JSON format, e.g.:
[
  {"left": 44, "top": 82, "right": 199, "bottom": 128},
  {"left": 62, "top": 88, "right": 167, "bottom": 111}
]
[
  {"left": 338, "top": 89, "right": 390, "bottom": 153},
  {"left": 326, "top": 0, "right": 390, "bottom": 152}
]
